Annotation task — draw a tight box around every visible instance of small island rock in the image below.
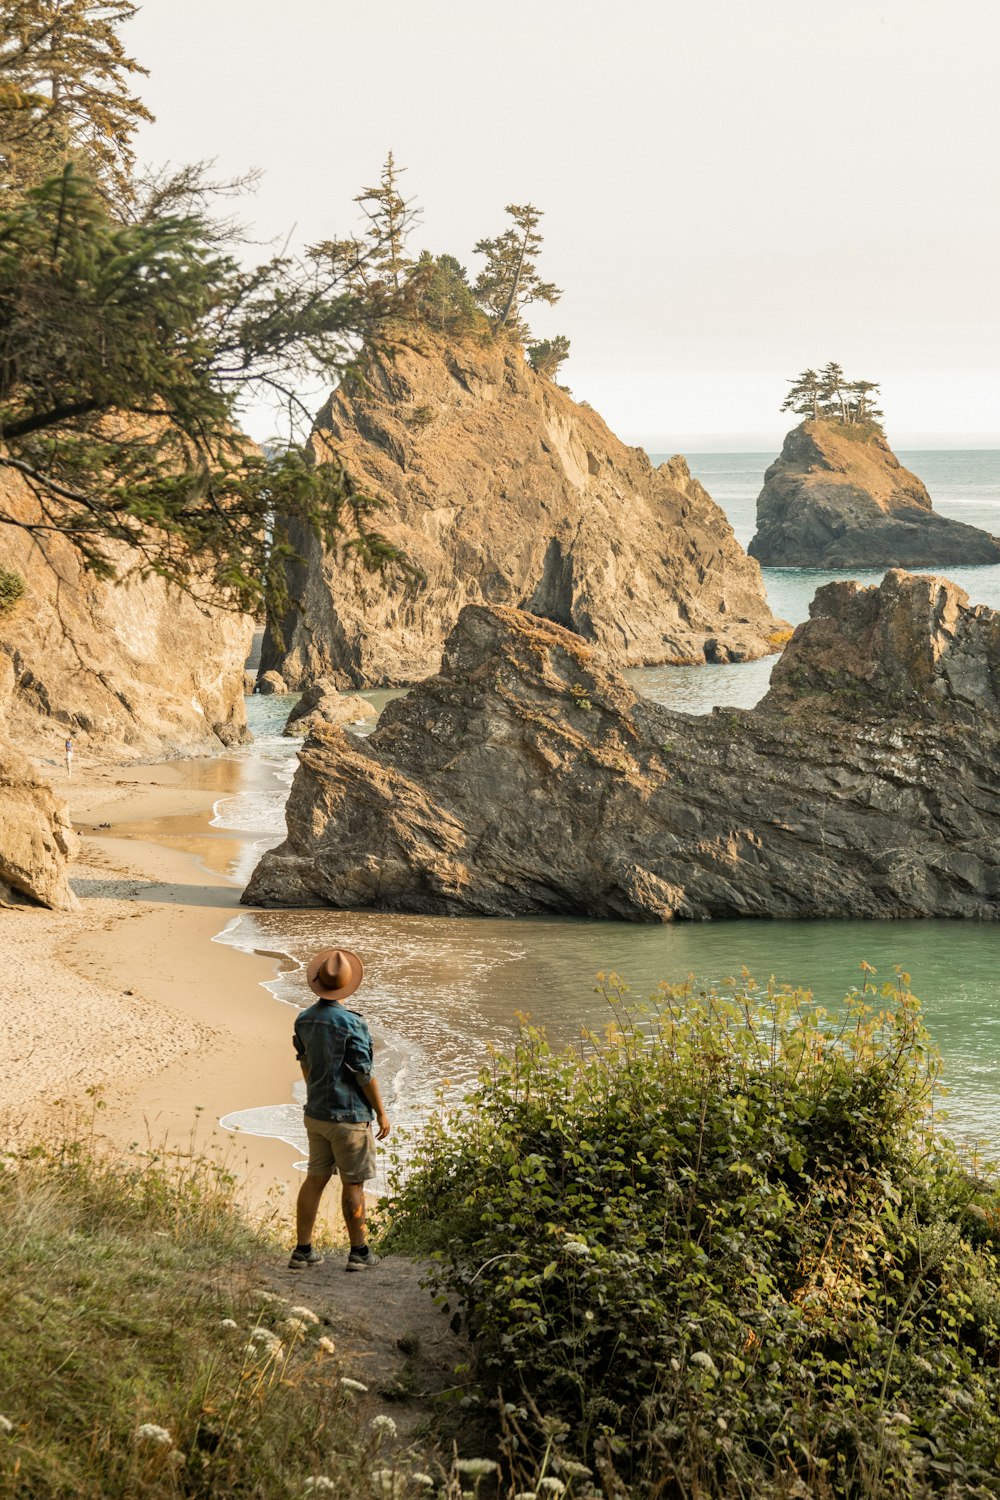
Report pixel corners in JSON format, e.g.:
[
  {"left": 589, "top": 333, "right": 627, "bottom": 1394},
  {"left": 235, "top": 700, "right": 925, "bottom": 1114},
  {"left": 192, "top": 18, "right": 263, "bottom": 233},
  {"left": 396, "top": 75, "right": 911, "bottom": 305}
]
[
  {"left": 749, "top": 420, "right": 1000, "bottom": 567},
  {"left": 283, "top": 680, "right": 377, "bottom": 737}
]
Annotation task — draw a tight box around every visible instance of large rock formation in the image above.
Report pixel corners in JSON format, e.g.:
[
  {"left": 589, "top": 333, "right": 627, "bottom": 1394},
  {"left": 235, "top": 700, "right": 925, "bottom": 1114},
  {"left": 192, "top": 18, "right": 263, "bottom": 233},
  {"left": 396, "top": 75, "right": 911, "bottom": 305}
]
[
  {"left": 260, "top": 330, "right": 784, "bottom": 688},
  {"left": 0, "top": 468, "right": 253, "bottom": 760},
  {"left": 0, "top": 734, "right": 78, "bottom": 909},
  {"left": 749, "top": 420, "right": 1000, "bottom": 567},
  {"left": 245, "top": 571, "right": 1000, "bottom": 922}
]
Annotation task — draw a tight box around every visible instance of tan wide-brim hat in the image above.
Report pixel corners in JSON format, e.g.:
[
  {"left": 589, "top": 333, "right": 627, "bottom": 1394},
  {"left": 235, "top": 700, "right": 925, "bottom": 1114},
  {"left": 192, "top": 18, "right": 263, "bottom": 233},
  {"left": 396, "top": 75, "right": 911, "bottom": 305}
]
[{"left": 306, "top": 947, "right": 364, "bottom": 1001}]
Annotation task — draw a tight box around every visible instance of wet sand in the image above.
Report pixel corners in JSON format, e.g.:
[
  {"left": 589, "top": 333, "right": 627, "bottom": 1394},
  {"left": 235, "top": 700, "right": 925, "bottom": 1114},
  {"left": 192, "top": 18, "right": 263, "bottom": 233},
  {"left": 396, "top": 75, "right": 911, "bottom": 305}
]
[{"left": 2, "top": 757, "right": 308, "bottom": 1222}]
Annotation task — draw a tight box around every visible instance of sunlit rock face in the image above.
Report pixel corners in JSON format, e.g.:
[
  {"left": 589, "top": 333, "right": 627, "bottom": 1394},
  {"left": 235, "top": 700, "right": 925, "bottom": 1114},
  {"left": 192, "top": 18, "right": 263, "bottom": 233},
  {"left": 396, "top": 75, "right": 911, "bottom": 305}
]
[
  {"left": 245, "top": 570, "right": 1000, "bottom": 923},
  {"left": 749, "top": 420, "right": 1000, "bottom": 567},
  {"left": 0, "top": 468, "right": 252, "bottom": 760},
  {"left": 260, "top": 329, "right": 784, "bottom": 690},
  {"left": 0, "top": 734, "right": 78, "bottom": 909}
]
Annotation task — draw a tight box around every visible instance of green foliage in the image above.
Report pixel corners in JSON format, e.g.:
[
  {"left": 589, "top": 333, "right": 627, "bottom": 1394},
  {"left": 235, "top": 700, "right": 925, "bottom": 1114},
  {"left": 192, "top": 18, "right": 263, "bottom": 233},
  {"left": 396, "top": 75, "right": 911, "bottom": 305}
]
[
  {"left": 0, "top": 563, "right": 24, "bottom": 611},
  {"left": 411, "top": 251, "right": 487, "bottom": 336},
  {"left": 311, "top": 150, "right": 418, "bottom": 297},
  {"left": 473, "top": 203, "right": 561, "bottom": 338},
  {"left": 386, "top": 969, "right": 1000, "bottom": 1497},
  {"left": 0, "top": 0, "right": 152, "bottom": 199},
  {"left": 527, "top": 334, "right": 571, "bottom": 381},
  {"left": 0, "top": 166, "right": 413, "bottom": 615},
  {"left": 783, "top": 363, "right": 885, "bottom": 429}
]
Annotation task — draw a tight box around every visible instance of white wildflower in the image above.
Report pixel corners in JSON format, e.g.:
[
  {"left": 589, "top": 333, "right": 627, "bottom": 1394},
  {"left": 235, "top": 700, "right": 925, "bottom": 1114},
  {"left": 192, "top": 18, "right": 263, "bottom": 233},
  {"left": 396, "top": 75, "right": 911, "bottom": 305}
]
[
  {"left": 455, "top": 1460, "right": 499, "bottom": 1477},
  {"left": 538, "top": 1480, "right": 565, "bottom": 1495},
  {"left": 0, "top": 1416, "right": 13, "bottom": 1436},
  {"left": 317, "top": 1336, "right": 336, "bottom": 1354},
  {"left": 340, "top": 1376, "right": 369, "bottom": 1393},
  {"left": 289, "top": 1305, "right": 320, "bottom": 1324},
  {"left": 371, "top": 1470, "right": 402, "bottom": 1496},
  {"left": 563, "top": 1239, "right": 592, "bottom": 1258},
  {"left": 168, "top": 1450, "right": 187, "bottom": 1468},
  {"left": 134, "top": 1423, "right": 173, "bottom": 1448},
  {"left": 303, "top": 1479, "right": 337, "bottom": 1495},
  {"left": 410, "top": 1476, "right": 436, "bottom": 1490},
  {"left": 283, "top": 1317, "right": 310, "bottom": 1337},
  {"left": 250, "top": 1327, "right": 282, "bottom": 1347},
  {"left": 370, "top": 1414, "right": 398, "bottom": 1439},
  {"left": 513, "top": 1493, "right": 537, "bottom": 1500},
  {"left": 219, "top": 1318, "right": 239, "bottom": 1331},
  {"left": 689, "top": 1351, "right": 718, "bottom": 1376},
  {"left": 255, "top": 1290, "right": 284, "bottom": 1303},
  {"left": 556, "top": 1461, "right": 593, "bottom": 1479}
]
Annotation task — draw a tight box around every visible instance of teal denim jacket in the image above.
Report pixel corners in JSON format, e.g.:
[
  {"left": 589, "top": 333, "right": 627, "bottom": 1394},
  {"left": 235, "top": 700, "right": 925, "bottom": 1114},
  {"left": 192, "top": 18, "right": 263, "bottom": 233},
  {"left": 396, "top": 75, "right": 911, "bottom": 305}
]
[{"left": 293, "top": 1000, "right": 375, "bottom": 1123}]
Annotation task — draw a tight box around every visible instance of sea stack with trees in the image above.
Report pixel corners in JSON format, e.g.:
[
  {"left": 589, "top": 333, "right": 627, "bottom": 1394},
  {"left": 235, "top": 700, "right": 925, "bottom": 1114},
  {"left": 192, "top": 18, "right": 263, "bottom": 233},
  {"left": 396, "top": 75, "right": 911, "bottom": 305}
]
[
  {"left": 749, "top": 363, "right": 1000, "bottom": 566},
  {"left": 259, "top": 159, "right": 786, "bottom": 689}
]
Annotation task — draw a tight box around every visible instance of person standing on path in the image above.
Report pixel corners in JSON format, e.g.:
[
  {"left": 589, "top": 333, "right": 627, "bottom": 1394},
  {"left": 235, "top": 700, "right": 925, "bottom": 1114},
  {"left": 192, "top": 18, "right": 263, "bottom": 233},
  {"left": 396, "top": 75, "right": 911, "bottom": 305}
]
[
  {"left": 64, "top": 736, "right": 74, "bottom": 778},
  {"left": 288, "top": 946, "right": 390, "bottom": 1272}
]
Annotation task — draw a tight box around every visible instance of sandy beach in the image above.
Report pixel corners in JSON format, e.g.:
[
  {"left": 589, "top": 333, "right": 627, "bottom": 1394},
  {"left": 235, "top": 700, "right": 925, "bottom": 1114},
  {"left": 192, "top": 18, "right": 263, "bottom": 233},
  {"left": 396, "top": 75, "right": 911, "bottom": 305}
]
[{"left": 2, "top": 754, "right": 308, "bottom": 1220}]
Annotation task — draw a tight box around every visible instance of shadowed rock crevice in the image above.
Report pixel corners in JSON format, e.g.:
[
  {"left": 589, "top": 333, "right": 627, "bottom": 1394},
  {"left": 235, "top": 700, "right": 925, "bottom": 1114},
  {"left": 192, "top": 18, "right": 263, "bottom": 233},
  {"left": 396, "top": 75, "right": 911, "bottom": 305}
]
[{"left": 245, "top": 570, "right": 1000, "bottom": 923}]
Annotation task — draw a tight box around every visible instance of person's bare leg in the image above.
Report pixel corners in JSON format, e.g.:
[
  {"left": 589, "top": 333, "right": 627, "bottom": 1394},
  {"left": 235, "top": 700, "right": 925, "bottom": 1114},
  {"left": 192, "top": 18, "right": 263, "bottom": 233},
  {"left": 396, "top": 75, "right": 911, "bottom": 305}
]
[
  {"left": 296, "top": 1172, "right": 331, "bottom": 1245},
  {"left": 341, "top": 1181, "right": 367, "bottom": 1247}
]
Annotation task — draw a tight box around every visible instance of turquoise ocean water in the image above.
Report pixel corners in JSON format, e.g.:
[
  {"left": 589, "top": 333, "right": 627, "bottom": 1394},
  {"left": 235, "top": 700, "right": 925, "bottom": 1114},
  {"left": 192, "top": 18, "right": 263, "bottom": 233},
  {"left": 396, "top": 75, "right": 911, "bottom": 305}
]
[{"left": 213, "top": 451, "right": 1000, "bottom": 1170}]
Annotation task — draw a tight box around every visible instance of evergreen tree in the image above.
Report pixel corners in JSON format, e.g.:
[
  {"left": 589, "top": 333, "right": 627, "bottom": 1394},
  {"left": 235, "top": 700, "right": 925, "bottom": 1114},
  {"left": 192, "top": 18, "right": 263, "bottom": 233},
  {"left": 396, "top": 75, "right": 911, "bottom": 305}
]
[
  {"left": 780, "top": 368, "right": 822, "bottom": 420},
  {"left": 781, "top": 364, "right": 884, "bottom": 430},
  {"left": 527, "top": 334, "right": 570, "bottom": 381},
  {"left": 310, "top": 151, "right": 417, "bottom": 297},
  {"left": 473, "top": 202, "right": 560, "bottom": 336},
  {"left": 819, "top": 361, "right": 848, "bottom": 423},
  {"left": 846, "top": 378, "right": 883, "bottom": 426},
  {"left": 0, "top": 0, "right": 152, "bottom": 198},
  {"left": 0, "top": 166, "right": 412, "bottom": 613},
  {"left": 411, "top": 250, "right": 484, "bottom": 335}
]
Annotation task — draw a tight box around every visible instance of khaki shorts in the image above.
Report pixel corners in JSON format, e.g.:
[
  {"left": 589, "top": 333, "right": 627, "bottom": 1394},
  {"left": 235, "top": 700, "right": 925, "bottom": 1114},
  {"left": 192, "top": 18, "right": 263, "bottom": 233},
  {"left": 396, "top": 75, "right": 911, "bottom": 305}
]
[{"left": 303, "top": 1116, "right": 377, "bottom": 1182}]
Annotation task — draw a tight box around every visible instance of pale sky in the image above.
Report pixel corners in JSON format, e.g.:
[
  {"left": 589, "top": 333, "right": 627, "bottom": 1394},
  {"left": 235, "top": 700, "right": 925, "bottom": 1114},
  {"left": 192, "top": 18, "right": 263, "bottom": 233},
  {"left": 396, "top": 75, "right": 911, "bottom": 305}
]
[{"left": 128, "top": 0, "right": 1000, "bottom": 449}]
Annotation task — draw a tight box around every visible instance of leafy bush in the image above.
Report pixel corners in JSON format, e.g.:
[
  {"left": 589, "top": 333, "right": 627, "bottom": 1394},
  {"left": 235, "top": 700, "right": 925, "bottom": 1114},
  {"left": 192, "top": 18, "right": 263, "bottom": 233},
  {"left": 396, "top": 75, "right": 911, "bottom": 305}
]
[
  {"left": 385, "top": 971, "right": 1000, "bottom": 1498},
  {"left": 0, "top": 567, "right": 25, "bottom": 614}
]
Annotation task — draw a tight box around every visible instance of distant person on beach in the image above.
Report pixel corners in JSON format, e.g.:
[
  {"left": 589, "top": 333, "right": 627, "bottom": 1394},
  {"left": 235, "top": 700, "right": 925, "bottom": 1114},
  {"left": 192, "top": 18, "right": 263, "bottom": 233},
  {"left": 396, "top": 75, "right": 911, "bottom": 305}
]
[
  {"left": 64, "top": 736, "right": 74, "bottom": 778},
  {"left": 288, "top": 946, "right": 390, "bottom": 1272}
]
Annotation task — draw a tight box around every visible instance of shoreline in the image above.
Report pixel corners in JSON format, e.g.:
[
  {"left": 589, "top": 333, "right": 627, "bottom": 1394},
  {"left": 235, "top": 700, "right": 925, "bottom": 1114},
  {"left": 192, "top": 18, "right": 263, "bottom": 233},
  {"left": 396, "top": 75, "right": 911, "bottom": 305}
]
[{"left": 3, "top": 755, "right": 309, "bottom": 1222}]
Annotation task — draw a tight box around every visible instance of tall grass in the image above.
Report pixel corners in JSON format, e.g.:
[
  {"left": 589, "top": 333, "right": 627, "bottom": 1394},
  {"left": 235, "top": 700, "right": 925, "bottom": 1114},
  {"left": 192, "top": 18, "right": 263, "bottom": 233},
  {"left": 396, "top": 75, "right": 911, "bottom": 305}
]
[{"left": 0, "top": 1110, "right": 395, "bottom": 1499}]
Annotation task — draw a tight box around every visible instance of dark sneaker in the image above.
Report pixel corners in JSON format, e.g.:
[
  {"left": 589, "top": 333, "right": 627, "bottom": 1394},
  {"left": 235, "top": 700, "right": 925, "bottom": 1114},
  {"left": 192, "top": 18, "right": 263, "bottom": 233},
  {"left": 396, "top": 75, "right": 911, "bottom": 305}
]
[
  {"left": 345, "top": 1246, "right": 378, "bottom": 1272},
  {"left": 288, "top": 1247, "right": 325, "bottom": 1271}
]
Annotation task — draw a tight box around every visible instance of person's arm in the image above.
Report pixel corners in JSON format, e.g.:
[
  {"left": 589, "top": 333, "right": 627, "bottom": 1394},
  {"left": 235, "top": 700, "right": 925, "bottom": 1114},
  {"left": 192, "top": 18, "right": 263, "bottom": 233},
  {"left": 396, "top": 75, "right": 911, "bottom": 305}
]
[
  {"left": 345, "top": 1023, "right": 390, "bottom": 1139},
  {"left": 359, "top": 1076, "right": 390, "bottom": 1140}
]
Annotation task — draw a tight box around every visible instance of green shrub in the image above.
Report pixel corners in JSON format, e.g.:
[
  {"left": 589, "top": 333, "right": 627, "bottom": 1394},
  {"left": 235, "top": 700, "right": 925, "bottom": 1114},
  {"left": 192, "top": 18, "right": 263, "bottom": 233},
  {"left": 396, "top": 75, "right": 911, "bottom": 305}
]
[
  {"left": 0, "top": 567, "right": 25, "bottom": 614},
  {"left": 385, "top": 971, "right": 1000, "bottom": 1497}
]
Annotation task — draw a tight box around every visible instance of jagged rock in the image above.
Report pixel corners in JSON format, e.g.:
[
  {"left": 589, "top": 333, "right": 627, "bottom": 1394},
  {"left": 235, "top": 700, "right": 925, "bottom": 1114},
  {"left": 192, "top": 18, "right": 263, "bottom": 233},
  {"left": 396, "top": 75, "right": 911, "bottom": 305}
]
[
  {"left": 0, "top": 736, "right": 78, "bottom": 909},
  {"left": 283, "top": 680, "right": 377, "bottom": 737},
  {"left": 0, "top": 468, "right": 252, "bottom": 760},
  {"left": 243, "top": 670, "right": 257, "bottom": 695},
  {"left": 749, "top": 420, "right": 1000, "bottom": 567},
  {"left": 260, "top": 330, "right": 784, "bottom": 689},
  {"left": 244, "top": 572, "right": 1000, "bottom": 922},
  {"left": 257, "top": 670, "right": 287, "bottom": 695}
]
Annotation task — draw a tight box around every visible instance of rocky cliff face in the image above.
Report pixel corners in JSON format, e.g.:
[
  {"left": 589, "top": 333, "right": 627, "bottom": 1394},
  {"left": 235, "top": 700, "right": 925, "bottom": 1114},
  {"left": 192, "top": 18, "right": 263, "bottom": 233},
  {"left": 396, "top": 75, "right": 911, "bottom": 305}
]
[
  {"left": 0, "top": 733, "right": 78, "bottom": 909},
  {"left": 260, "top": 330, "right": 783, "bottom": 688},
  {"left": 0, "top": 469, "right": 253, "bottom": 761},
  {"left": 245, "top": 571, "right": 1000, "bottom": 922},
  {"left": 749, "top": 420, "right": 1000, "bottom": 567}
]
